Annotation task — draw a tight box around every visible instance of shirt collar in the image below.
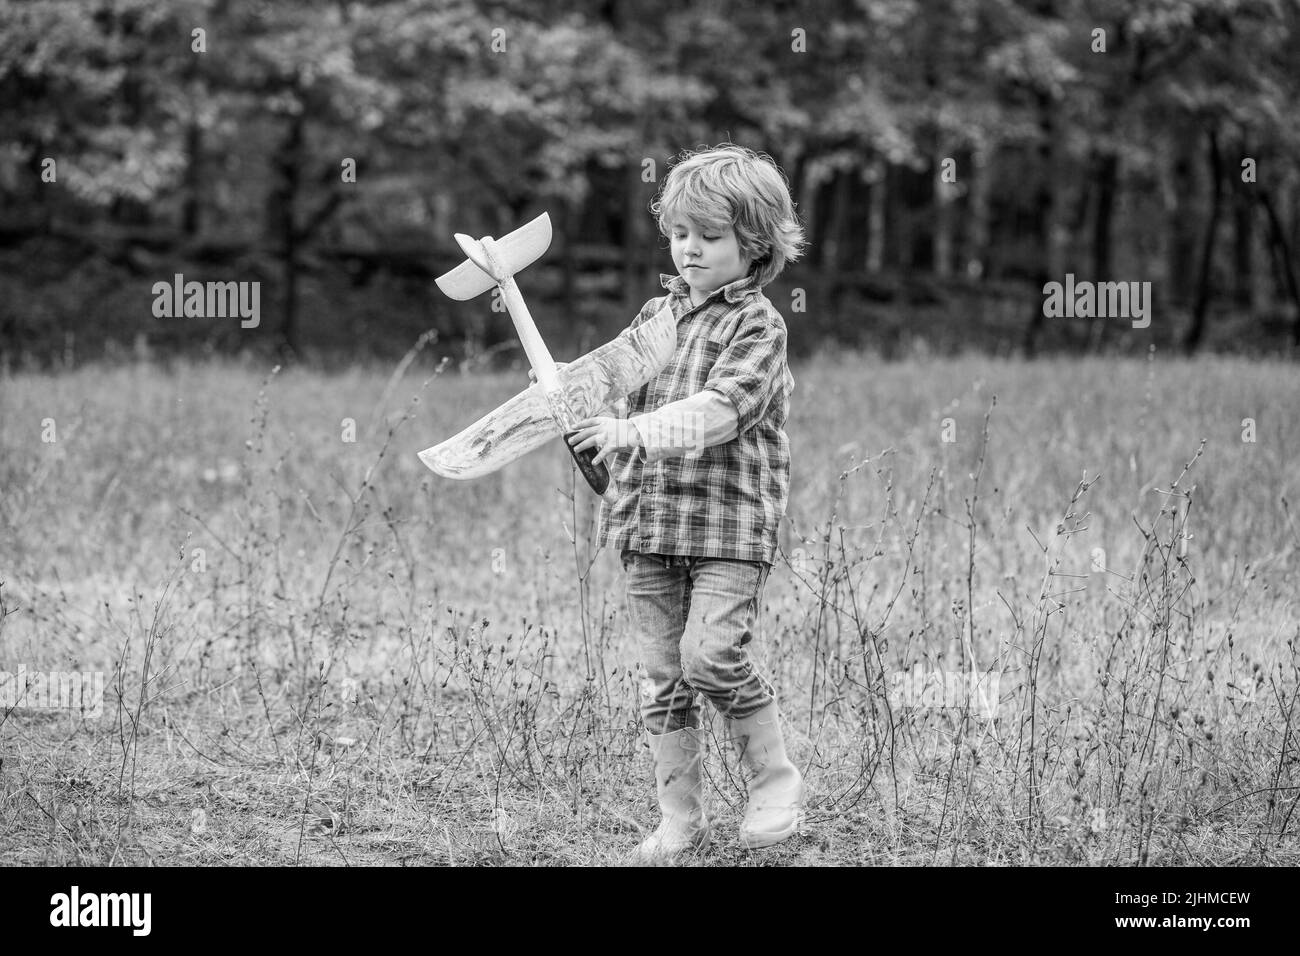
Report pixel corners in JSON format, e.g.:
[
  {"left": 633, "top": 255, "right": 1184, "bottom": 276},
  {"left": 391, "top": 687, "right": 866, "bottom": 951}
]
[{"left": 659, "top": 271, "right": 761, "bottom": 305}]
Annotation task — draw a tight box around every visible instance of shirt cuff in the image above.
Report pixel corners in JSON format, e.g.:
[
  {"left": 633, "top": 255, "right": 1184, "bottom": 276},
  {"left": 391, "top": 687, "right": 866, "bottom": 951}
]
[
  {"left": 703, "top": 377, "right": 760, "bottom": 434},
  {"left": 628, "top": 414, "right": 664, "bottom": 464},
  {"left": 629, "top": 420, "right": 650, "bottom": 463}
]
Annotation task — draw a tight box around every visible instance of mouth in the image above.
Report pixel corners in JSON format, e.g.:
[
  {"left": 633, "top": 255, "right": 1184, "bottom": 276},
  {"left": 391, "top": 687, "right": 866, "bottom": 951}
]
[{"left": 684, "top": 264, "right": 705, "bottom": 270}]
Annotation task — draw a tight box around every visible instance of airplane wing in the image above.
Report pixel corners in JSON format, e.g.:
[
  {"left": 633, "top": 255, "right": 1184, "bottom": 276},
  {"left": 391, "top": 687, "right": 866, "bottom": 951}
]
[
  {"left": 419, "top": 302, "right": 676, "bottom": 479},
  {"left": 435, "top": 213, "right": 553, "bottom": 300}
]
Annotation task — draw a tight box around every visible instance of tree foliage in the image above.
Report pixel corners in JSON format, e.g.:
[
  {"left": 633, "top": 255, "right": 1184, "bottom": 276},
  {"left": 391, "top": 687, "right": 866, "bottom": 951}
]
[{"left": 1, "top": 0, "right": 1297, "bottom": 362}]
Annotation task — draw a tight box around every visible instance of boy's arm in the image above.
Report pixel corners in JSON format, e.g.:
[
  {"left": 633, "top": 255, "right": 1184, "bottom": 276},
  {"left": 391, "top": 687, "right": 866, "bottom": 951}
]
[
  {"left": 626, "top": 391, "right": 738, "bottom": 464},
  {"left": 701, "top": 306, "right": 787, "bottom": 432},
  {"left": 629, "top": 306, "right": 786, "bottom": 463}
]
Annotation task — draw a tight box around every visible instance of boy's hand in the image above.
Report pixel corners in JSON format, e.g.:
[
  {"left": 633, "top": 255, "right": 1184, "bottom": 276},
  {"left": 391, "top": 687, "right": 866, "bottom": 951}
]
[{"left": 567, "top": 416, "right": 640, "bottom": 467}]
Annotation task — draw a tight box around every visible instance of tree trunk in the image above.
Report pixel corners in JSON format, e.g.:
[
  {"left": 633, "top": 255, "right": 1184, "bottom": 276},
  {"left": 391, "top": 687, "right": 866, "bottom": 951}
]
[
  {"left": 843, "top": 169, "right": 869, "bottom": 272},
  {"left": 824, "top": 168, "right": 853, "bottom": 273},
  {"left": 1257, "top": 189, "right": 1300, "bottom": 346},
  {"left": 866, "top": 156, "right": 885, "bottom": 272},
  {"left": 810, "top": 172, "right": 837, "bottom": 271},
  {"left": 1022, "top": 88, "right": 1058, "bottom": 356},
  {"left": 182, "top": 120, "right": 203, "bottom": 238},
  {"left": 933, "top": 138, "right": 954, "bottom": 279},
  {"left": 1184, "top": 128, "right": 1223, "bottom": 353},
  {"left": 795, "top": 153, "right": 819, "bottom": 269},
  {"left": 28, "top": 142, "right": 51, "bottom": 234},
  {"left": 270, "top": 105, "right": 305, "bottom": 359},
  {"left": 964, "top": 145, "right": 991, "bottom": 280},
  {"left": 905, "top": 159, "right": 931, "bottom": 272},
  {"left": 181, "top": 53, "right": 203, "bottom": 239},
  {"left": 1086, "top": 149, "right": 1120, "bottom": 351},
  {"left": 1232, "top": 187, "right": 1256, "bottom": 311},
  {"left": 882, "top": 162, "right": 902, "bottom": 271},
  {"left": 1231, "top": 135, "right": 1255, "bottom": 311},
  {"left": 623, "top": 152, "right": 645, "bottom": 316},
  {"left": 1166, "top": 122, "right": 1199, "bottom": 311},
  {"left": 561, "top": 195, "right": 578, "bottom": 335}
]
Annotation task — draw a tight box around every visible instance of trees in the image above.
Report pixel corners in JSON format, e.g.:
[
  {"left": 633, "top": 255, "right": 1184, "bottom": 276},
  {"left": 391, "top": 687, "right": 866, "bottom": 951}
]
[{"left": 0, "top": 0, "right": 1296, "bottom": 362}]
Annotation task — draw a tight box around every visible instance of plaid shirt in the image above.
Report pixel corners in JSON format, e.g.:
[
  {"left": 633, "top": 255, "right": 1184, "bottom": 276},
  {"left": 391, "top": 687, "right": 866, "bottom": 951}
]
[{"left": 597, "top": 271, "right": 794, "bottom": 565}]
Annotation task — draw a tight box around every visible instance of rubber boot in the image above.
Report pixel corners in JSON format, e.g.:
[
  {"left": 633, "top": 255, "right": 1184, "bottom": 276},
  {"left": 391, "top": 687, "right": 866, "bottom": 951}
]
[
  {"left": 633, "top": 726, "right": 710, "bottom": 862},
  {"left": 728, "top": 701, "right": 803, "bottom": 849}
]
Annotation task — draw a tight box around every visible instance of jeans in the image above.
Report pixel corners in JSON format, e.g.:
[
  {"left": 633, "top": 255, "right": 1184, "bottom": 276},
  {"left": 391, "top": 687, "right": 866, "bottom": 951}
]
[{"left": 621, "top": 549, "right": 775, "bottom": 735}]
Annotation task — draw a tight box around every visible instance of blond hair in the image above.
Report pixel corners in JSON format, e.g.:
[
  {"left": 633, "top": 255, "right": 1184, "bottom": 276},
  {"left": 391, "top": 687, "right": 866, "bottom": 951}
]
[{"left": 651, "top": 144, "right": 806, "bottom": 288}]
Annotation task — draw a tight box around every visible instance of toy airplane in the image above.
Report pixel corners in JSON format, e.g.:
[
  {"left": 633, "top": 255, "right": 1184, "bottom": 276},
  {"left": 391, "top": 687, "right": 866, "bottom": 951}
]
[{"left": 418, "top": 212, "right": 677, "bottom": 497}]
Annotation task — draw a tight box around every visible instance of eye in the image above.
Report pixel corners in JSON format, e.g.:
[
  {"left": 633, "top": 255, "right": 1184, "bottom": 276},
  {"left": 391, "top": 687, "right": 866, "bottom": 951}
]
[{"left": 703, "top": 235, "right": 720, "bottom": 241}]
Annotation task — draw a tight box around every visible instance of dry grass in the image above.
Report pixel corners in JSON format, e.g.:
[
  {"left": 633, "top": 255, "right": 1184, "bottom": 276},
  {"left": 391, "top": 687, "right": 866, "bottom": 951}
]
[{"left": 1, "top": 345, "right": 1297, "bottom": 866}]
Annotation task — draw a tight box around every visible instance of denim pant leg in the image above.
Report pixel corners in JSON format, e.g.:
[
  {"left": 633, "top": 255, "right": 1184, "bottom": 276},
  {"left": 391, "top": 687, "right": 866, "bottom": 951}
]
[
  {"left": 678, "top": 558, "right": 776, "bottom": 721},
  {"left": 622, "top": 550, "right": 701, "bottom": 734}
]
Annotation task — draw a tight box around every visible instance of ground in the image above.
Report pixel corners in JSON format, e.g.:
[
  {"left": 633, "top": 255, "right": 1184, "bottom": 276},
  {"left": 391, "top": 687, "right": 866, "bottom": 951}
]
[{"left": 1, "top": 349, "right": 1297, "bottom": 865}]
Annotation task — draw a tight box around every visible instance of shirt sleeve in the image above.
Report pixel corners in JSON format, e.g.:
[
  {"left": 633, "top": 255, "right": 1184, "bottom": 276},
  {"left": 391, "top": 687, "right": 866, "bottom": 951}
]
[
  {"left": 701, "top": 307, "right": 787, "bottom": 434},
  {"left": 627, "top": 390, "right": 739, "bottom": 464}
]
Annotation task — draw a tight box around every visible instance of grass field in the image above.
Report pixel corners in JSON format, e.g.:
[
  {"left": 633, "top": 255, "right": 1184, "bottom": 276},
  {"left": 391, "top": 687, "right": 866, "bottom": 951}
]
[{"left": 1, "top": 348, "right": 1298, "bottom": 866}]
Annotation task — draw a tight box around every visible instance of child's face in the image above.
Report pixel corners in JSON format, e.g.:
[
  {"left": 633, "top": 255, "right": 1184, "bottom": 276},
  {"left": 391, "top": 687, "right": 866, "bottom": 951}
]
[{"left": 668, "top": 219, "right": 753, "bottom": 304}]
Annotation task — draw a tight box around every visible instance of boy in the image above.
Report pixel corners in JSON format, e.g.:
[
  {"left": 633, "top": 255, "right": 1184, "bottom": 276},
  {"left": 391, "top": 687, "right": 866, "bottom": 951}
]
[{"left": 566, "top": 144, "right": 806, "bottom": 860}]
